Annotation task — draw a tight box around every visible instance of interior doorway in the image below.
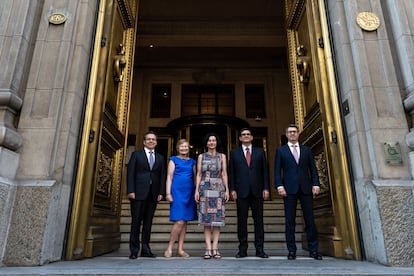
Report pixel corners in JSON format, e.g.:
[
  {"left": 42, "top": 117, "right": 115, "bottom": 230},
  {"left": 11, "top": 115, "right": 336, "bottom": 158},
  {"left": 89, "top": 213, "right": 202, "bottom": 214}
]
[{"left": 189, "top": 125, "right": 228, "bottom": 158}]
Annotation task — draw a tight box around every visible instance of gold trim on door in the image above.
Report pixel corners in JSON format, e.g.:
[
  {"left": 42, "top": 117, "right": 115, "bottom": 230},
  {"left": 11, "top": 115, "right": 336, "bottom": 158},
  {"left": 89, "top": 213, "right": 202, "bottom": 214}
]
[
  {"left": 285, "top": 0, "right": 361, "bottom": 260},
  {"left": 65, "top": 0, "right": 137, "bottom": 260}
]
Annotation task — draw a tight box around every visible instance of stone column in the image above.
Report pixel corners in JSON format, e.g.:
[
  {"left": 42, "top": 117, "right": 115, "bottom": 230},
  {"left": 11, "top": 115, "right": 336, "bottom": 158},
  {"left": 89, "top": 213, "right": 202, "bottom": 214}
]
[
  {"left": 1, "top": 0, "right": 98, "bottom": 266},
  {"left": 0, "top": 0, "right": 36, "bottom": 265},
  {"left": 387, "top": 0, "right": 414, "bottom": 174},
  {"left": 327, "top": 0, "right": 414, "bottom": 266}
]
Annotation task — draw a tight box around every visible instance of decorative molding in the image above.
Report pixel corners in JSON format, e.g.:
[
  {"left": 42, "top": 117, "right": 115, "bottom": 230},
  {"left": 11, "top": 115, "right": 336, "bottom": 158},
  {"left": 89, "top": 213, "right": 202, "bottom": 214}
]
[
  {"left": 0, "top": 90, "right": 23, "bottom": 150},
  {"left": 192, "top": 69, "right": 224, "bottom": 84},
  {"left": 315, "top": 151, "right": 329, "bottom": 193},
  {"left": 287, "top": 28, "right": 304, "bottom": 129},
  {"left": 97, "top": 152, "right": 113, "bottom": 196},
  {"left": 287, "top": 0, "right": 306, "bottom": 29},
  {"left": 117, "top": 0, "right": 134, "bottom": 29},
  {"left": 137, "top": 20, "right": 285, "bottom": 36}
]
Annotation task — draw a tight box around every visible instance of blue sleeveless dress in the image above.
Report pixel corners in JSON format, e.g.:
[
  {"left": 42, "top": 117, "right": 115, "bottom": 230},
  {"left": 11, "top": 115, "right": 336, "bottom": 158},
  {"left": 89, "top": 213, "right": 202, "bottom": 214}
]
[{"left": 169, "top": 156, "right": 197, "bottom": 221}]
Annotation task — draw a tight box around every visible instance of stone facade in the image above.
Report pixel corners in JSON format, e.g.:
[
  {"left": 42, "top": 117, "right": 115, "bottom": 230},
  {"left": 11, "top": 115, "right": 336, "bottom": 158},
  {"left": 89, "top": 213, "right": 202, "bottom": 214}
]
[
  {"left": 0, "top": 0, "right": 413, "bottom": 267},
  {"left": 327, "top": 0, "right": 414, "bottom": 266},
  {"left": 0, "top": 0, "right": 96, "bottom": 266}
]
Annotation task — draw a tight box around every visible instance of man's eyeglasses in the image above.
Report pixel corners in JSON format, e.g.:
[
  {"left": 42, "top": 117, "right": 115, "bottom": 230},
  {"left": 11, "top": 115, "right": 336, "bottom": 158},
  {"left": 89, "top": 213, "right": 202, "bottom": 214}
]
[{"left": 241, "top": 133, "right": 251, "bottom": 136}]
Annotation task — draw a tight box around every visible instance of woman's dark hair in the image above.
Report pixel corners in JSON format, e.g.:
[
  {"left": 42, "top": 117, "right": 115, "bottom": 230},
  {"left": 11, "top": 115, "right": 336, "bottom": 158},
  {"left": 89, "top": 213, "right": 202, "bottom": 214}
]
[{"left": 203, "top": 133, "right": 222, "bottom": 149}]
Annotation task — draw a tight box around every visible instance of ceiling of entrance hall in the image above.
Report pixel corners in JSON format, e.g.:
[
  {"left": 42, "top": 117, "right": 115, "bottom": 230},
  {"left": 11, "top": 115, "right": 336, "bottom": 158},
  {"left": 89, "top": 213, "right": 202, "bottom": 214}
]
[{"left": 135, "top": 0, "right": 287, "bottom": 68}]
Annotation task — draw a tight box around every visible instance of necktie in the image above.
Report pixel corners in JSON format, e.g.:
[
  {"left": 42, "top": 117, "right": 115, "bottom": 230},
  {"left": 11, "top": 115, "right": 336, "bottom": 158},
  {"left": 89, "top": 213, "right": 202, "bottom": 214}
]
[
  {"left": 292, "top": 145, "right": 299, "bottom": 164},
  {"left": 149, "top": 151, "right": 154, "bottom": 169},
  {"left": 245, "top": 147, "right": 251, "bottom": 167}
]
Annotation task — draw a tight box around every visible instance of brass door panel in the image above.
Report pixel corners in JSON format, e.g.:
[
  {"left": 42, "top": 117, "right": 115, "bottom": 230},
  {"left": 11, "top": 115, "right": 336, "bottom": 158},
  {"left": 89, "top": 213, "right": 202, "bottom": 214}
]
[
  {"left": 286, "top": 0, "right": 361, "bottom": 259},
  {"left": 66, "top": 0, "right": 136, "bottom": 260}
]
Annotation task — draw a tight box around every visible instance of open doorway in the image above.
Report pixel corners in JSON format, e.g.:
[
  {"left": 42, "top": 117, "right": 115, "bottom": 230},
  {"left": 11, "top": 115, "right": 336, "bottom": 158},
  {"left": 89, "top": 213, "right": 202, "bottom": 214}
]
[{"left": 189, "top": 125, "right": 227, "bottom": 158}]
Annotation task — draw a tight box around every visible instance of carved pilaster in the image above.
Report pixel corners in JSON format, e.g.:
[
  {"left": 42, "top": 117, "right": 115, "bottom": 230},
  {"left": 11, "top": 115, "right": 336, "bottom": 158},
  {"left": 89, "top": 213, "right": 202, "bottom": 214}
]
[{"left": 285, "top": 0, "right": 305, "bottom": 129}]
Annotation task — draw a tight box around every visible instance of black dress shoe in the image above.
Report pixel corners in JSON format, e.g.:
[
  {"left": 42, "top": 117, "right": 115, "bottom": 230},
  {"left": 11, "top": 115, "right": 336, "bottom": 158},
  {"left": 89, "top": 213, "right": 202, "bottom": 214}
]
[
  {"left": 287, "top": 252, "right": 296, "bottom": 260},
  {"left": 309, "top": 252, "right": 322, "bottom": 260},
  {"left": 141, "top": 251, "right": 156, "bottom": 258},
  {"left": 235, "top": 251, "right": 247, "bottom": 258},
  {"left": 256, "top": 250, "right": 269, "bottom": 258},
  {"left": 129, "top": 254, "right": 138, "bottom": 259}
]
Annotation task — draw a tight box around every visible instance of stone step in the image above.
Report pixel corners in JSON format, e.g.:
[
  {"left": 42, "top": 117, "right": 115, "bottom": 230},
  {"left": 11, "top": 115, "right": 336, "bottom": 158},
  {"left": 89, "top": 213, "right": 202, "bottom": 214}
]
[
  {"left": 120, "top": 223, "right": 302, "bottom": 233},
  {"left": 3, "top": 256, "right": 410, "bottom": 276},
  {"left": 120, "top": 199, "right": 304, "bottom": 254}
]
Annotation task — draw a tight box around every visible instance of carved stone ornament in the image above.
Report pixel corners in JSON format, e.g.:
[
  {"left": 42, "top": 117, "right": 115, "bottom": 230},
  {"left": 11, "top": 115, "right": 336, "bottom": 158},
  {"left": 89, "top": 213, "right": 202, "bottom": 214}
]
[
  {"left": 97, "top": 152, "right": 114, "bottom": 196},
  {"left": 296, "top": 45, "right": 310, "bottom": 83},
  {"left": 314, "top": 152, "right": 329, "bottom": 193},
  {"left": 113, "top": 44, "right": 127, "bottom": 82},
  {"left": 356, "top": 12, "right": 380, "bottom": 31},
  {"left": 48, "top": 12, "right": 67, "bottom": 25}
]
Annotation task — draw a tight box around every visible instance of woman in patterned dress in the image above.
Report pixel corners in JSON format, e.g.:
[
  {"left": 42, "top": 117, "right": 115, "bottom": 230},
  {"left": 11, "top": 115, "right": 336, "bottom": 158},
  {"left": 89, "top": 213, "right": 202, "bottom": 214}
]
[{"left": 195, "top": 133, "right": 229, "bottom": 259}]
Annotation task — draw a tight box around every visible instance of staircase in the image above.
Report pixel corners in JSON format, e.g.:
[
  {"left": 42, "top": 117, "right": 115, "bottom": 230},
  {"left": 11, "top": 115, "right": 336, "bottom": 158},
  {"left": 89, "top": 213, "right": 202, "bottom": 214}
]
[{"left": 120, "top": 199, "right": 303, "bottom": 257}]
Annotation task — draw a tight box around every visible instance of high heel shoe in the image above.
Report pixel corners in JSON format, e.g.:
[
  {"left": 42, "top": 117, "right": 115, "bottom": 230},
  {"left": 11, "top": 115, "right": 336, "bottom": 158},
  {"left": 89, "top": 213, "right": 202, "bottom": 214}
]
[
  {"left": 164, "top": 250, "right": 172, "bottom": 258},
  {"left": 203, "top": 249, "right": 212, "bottom": 259},
  {"left": 212, "top": 249, "right": 221, "bottom": 259},
  {"left": 177, "top": 250, "right": 190, "bottom": 258}
]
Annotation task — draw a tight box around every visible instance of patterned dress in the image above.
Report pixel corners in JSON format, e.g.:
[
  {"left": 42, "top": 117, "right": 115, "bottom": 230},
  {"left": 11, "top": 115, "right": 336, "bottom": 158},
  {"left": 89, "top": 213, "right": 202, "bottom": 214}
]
[{"left": 198, "top": 153, "right": 226, "bottom": 226}]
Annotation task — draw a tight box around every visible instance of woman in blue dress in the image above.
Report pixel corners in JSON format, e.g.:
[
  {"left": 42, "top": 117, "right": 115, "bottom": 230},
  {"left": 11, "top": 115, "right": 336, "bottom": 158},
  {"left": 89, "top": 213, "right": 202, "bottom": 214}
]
[{"left": 164, "top": 139, "right": 196, "bottom": 258}]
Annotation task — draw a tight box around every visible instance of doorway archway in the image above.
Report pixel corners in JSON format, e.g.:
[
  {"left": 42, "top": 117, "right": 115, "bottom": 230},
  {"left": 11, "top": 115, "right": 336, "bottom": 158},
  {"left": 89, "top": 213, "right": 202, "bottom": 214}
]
[{"left": 167, "top": 114, "right": 250, "bottom": 158}]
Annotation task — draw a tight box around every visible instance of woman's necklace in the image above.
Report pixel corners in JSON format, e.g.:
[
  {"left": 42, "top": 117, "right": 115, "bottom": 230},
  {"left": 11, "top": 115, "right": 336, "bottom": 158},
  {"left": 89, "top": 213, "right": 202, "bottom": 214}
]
[{"left": 207, "top": 150, "right": 217, "bottom": 156}]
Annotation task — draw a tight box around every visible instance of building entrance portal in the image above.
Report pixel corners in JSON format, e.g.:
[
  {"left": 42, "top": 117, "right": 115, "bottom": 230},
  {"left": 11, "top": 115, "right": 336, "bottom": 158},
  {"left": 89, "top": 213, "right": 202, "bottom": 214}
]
[{"left": 66, "top": 0, "right": 362, "bottom": 261}]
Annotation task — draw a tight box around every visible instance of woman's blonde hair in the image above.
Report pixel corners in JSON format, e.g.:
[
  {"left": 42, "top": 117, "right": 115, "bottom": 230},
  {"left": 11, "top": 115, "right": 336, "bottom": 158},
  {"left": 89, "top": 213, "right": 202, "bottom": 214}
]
[{"left": 176, "top": 139, "right": 189, "bottom": 156}]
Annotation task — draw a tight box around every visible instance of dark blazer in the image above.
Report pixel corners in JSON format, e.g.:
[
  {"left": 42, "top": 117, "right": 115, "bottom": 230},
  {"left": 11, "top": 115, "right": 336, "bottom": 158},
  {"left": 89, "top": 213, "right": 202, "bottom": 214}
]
[
  {"left": 274, "top": 144, "right": 319, "bottom": 194},
  {"left": 229, "top": 146, "right": 270, "bottom": 198},
  {"left": 127, "top": 149, "right": 166, "bottom": 200}
]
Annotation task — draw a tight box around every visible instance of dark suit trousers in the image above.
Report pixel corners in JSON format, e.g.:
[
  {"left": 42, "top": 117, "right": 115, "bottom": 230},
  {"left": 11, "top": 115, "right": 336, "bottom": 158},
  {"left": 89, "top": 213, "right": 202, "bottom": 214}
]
[
  {"left": 236, "top": 194, "right": 264, "bottom": 251},
  {"left": 284, "top": 193, "right": 318, "bottom": 253},
  {"left": 129, "top": 193, "right": 157, "bottom": 254}
]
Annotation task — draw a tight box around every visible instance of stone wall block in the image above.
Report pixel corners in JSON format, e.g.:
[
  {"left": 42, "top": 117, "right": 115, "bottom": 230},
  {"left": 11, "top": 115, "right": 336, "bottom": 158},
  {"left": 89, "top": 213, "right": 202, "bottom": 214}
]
[
  {"left": 365, "top": 180, "right": 387, "bottom": 264},
  {"left": 408, "top": 151, "right": 414, "bottom": 182},
  {"left": 0, "top": 178, "right": 17, "bottom": 265},
  {"left": 368, "top": 180, "right": 414, "bottom": 266},
  {"left": 0, "top": 147, "right": 19, "bottom": 180},
  {"left": 3, "top": 181, "right": 61, "bottom": 266},
  {"left": 16, "top": 129, "right": 55, "bottom": 179}
]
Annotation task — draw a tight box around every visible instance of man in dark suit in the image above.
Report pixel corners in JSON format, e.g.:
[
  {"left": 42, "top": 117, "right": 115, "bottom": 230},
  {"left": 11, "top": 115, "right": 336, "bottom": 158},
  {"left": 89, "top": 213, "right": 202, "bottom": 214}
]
[
  {"left": 229, "top": 128, "right": 270, "bottom": 258},
  {"left": 127, "top": 131, "right": 166, "bottom": 259},
  {"left": 274, "top": 124, "right": 322, "bottom": 260}
]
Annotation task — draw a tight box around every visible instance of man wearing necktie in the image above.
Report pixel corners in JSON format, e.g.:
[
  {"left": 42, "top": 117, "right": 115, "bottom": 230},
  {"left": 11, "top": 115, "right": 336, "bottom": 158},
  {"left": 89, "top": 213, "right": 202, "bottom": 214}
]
[
  {"left": 274, "top": 124, "right": 322, "bottom": 260},
  {"left": 127, "top": 131, "right": 166, "bottom": 259},
  {"left": 229, "top": 128, "right": 270, "bottom": 258}
]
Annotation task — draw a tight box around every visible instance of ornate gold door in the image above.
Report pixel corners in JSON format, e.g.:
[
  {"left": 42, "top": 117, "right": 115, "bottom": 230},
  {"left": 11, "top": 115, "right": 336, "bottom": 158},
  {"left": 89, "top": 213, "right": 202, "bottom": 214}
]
[
  {"left": 286, "top": 0, "right": 361, "bottom": 259},
  {"left": 65, "top": 0, "right": 137, "bottom": 259}
]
